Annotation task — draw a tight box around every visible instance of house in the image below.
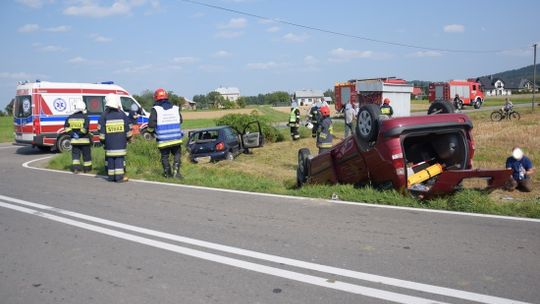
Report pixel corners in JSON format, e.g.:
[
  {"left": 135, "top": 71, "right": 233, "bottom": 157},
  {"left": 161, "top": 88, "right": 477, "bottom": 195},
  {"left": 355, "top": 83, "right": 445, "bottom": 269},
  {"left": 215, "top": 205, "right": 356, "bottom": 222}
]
[
  {"left": 214, "top": 87, "right": 240, "bottom": 101},
  {"left": 183, "top": 97, "right": 196, "bottom": 110},
  {"left": 477, "top": 76, "right": 534, "bottom": 96},
  {"left": 294, "top": 89, "right": 324, "bottom": 106},
  {"left": 411, "top": 87, "right": 426, "bottom": 99}
]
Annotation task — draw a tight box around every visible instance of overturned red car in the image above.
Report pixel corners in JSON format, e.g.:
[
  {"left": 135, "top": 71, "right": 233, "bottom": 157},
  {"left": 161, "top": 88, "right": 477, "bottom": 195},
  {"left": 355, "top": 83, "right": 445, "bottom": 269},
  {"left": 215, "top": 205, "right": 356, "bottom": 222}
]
[{"left": 296, "top": 102, "right": 511, "bottom": 198}]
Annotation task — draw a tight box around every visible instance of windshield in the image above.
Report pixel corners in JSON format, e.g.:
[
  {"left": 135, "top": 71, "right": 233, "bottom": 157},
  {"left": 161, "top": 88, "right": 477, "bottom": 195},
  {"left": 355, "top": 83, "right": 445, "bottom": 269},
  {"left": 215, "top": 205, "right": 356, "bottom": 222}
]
[{"left": 13, "top": 95, "right": 32, "bottom": 118}]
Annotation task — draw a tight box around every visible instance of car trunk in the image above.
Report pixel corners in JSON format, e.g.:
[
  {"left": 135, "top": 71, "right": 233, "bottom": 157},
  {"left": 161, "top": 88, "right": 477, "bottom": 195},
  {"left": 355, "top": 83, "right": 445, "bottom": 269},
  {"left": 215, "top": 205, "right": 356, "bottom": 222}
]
[{"left": 402, "top": 128, "right": 469, "bottom": 193}]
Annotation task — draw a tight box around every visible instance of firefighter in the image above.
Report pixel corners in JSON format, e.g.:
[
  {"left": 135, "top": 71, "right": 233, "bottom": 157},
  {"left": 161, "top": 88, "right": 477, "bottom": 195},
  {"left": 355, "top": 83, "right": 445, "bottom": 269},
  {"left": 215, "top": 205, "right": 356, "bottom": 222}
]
[
  {"left": 147, "top": 88, "right": 184, "bottom": 179},
  {"left": 307, "top": 102, "right": 321, "bottom": 138},
  {"left": 64, "top": 100, "right": 92, "bottom": 173},
  {"left": 288, "top": 99, "right": 301, "bottom": 141},
  {"left": 380, "top": 98, "right": 394, "bottom": 117},
  {"left": 316, "top": 105, "right": 334, "bottom": 154},
  {"left": 98, "top": 94, "right": 132, "bottom": 183}
]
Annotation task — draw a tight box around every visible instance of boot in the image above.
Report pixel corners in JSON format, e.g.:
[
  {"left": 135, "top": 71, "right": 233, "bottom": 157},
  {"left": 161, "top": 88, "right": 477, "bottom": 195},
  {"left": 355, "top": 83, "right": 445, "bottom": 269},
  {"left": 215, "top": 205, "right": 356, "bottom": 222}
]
[
  {"left": 162, "top": 163, "right": 172, "bottom": 178},
  {"left": 172, "top": 163, "right": 183, "bottom": 179}
]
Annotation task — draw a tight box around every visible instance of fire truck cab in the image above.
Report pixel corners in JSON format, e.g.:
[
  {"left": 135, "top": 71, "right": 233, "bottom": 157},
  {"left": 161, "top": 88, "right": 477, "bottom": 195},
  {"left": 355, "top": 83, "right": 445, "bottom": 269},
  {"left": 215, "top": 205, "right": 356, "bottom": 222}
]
[
  {"left": 13, "top": 81, "right": 149, "bottom": 152},
  {"left": 428, "top": 80, "right": 484, "bottom": 110}
]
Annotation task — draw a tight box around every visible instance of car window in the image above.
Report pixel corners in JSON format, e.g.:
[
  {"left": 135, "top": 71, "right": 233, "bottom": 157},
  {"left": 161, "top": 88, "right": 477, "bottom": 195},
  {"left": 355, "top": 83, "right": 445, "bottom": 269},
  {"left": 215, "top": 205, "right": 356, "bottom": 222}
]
[
  {"left": 121, "top": 96, "right": 138, "bottom": 112},
  {"left": 190, "top": 130, "right": 219, "bottom": 143},
  {"left": 83, "top": 96, "right": 104, "bottom": 114},
  {"left": 14, "top": 95, "right": 32, "bottom": 118},
  {"left": 223, "top": 128, "right": 237, "bottom": 141}
]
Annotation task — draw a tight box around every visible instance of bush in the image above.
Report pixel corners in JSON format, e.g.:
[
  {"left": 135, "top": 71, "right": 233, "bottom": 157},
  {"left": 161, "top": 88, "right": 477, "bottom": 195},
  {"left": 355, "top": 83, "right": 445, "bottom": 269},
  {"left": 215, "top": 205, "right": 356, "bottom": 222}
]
[{"left": 215, "top": 111, "right": 284, "bottom": 142}]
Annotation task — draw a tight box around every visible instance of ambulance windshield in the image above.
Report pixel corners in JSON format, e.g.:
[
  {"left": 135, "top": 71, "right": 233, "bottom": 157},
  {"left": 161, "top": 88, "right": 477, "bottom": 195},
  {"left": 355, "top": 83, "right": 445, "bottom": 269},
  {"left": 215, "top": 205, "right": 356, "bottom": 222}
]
[{"left": 13, "top": 95, "right": 32, "bottom": 118}]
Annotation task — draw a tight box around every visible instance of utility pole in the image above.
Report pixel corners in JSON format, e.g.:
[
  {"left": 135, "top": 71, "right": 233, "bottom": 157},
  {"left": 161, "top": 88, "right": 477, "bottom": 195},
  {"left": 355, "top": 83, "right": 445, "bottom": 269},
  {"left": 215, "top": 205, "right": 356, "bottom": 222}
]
[{"left": 533, "top": 43, "right": 537, "bottom": 112}]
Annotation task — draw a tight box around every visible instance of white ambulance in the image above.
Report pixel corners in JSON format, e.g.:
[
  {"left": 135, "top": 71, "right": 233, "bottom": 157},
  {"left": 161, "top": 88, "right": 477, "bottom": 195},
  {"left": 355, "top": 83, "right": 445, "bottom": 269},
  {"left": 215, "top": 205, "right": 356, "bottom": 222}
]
[{"left": 13, "top": 81, "right": 149, "bottom": 152}]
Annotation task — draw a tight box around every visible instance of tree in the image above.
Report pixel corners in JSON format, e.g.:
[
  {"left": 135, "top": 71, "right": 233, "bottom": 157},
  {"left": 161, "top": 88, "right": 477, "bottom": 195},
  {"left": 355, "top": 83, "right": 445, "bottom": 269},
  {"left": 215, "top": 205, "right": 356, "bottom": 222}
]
[
  {"left": 323, "top": 89, "right": 335, "bottom": 102},
  {"left": 167, "top": 91, "right": 186, "bottom": 108},
  {"left": 5, "top": 98, "right": 14, "bottom": 116},
  {"left": 192, "top": 94, "right": 208, "bottom": 109},
  {"left": 236, "top": 97, "right": 247, "bottom": 108},
  {"left": 207, "top": 91, "right": 226, "bottom": 109},
  {"left": 132, "top": 90, "right": 153, "bottom": 111}
]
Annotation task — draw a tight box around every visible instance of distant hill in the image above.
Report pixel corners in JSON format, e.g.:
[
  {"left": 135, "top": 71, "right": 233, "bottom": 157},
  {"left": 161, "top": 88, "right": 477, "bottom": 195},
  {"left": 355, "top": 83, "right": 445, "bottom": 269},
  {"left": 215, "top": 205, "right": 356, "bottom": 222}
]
[{"left": 478, "top": 65, "right": 540, "bottom": 85}]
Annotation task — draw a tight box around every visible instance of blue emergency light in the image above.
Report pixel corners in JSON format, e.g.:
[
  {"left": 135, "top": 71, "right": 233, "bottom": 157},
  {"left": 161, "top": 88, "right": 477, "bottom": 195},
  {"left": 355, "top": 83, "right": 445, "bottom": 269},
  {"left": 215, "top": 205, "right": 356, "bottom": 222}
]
[{"left": 100, "top": 81, "right": 114, "bottom": 84}]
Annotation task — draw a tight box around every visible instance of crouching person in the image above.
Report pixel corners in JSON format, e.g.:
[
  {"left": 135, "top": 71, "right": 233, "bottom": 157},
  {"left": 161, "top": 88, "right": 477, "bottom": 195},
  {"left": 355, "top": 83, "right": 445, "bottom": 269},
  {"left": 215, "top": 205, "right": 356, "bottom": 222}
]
[
  {"left": 505, "top": 147, "right": 535, "bottom": 192},
  {"left": 64, "top": 100, "right": 92, "bottom": 173},
  {"left": 147, "top": 88, "right": 184, "bottom": 179},
  {"left": 99, "top": 94, "right": 132, "bottom": 183}
]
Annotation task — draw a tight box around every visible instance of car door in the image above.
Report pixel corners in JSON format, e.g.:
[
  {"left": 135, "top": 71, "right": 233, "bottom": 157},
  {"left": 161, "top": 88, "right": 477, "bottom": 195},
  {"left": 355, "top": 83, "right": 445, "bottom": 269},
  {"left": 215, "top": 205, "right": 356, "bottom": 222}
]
[
  {"left": 222, "top": 127, "right": 241, "bottom": 155},
  {"left": 241, "top": 121, "right": 264, "bottom": 148}
]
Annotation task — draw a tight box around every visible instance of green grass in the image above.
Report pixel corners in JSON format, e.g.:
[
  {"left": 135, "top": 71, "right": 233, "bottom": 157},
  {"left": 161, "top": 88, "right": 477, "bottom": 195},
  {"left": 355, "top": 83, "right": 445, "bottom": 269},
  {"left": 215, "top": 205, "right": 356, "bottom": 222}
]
[
  {"left": 0, "top": 116, "right": 13, "bottom": 143},
  {"left": 48, "top": 136, "right": 540, "bottom": 218},
  {"left": 182, "top": 118, "right": 216, "bottom": 130},
  {"left": 253, "top": 106, "right": 289, "bottom": 122}
]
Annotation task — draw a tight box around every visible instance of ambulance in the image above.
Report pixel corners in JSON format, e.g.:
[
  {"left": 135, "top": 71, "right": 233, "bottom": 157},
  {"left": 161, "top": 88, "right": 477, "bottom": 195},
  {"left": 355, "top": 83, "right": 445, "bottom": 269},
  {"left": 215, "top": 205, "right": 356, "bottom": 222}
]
[{"left": 13, "top": 81, "right": 149, "bottom": 152}]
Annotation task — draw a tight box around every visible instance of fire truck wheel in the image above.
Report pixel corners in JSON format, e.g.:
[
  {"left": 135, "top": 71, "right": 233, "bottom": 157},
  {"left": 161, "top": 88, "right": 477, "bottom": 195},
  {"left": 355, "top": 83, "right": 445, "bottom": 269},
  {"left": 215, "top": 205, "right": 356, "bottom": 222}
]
[
  {"left": 428, "top": 101, "right": 455, "bottom": 115},
  {"left": 297, "top": 148, "right": 311, "bottom": 187},
  {"left": 356, "top": 104, "right": 380, "bottom": 143},
  {"left": 473, "top": 98, "right": 482, "bottom": 109},
  {"left": 56, "top": 134, "right": 72, "bottom": 153}
]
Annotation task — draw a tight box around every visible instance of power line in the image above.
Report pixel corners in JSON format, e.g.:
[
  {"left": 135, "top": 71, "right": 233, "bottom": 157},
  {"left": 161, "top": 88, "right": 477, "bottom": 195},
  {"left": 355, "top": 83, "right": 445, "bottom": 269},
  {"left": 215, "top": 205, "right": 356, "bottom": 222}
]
[{"left": 179, "top": 0, "right": 530, "bottom": 54}]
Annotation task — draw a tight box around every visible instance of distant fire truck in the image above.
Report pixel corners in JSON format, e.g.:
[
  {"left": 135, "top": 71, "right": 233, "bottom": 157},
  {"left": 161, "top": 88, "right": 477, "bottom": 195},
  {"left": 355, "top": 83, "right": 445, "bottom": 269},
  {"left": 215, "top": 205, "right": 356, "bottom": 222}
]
[{"left": 428, "top": 79, "right": 484, "bottom": 110}]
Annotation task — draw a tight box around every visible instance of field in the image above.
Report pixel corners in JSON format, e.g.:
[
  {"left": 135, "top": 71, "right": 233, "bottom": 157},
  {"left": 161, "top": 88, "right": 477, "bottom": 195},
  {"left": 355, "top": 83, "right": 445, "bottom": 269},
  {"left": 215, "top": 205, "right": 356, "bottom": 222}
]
[
  {"left": 47, "top": 107, "right": 540, "bottom": 218},
  {"left": 0, "top": 116, "right": 13, "bottom": 143}
]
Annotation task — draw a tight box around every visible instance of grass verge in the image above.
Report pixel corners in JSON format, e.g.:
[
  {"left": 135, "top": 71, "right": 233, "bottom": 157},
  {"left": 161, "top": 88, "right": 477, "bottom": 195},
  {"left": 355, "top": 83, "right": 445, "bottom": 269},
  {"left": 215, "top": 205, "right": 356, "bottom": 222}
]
[{"left": 0, "top": 116, "right": 13, "bottom": 143}]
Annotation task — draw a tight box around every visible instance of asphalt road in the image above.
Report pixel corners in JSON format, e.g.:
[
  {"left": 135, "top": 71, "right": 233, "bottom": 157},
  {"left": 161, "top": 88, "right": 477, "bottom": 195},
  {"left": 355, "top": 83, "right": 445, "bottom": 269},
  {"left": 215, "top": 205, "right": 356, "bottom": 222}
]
[{"left": 0, "top": 143, "right": 539, "bottom": 304}]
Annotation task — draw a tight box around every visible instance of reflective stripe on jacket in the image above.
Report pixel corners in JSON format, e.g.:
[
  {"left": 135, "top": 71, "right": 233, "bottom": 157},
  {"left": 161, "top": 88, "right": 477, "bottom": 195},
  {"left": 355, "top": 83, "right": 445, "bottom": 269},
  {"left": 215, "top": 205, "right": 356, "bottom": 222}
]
[
  {"left": 153, "top": 105, "right": 183, "bottom": 148},
  {"left": 316, "top": 117, "right": 333, "bottom": 148},
  {"left": 289, "top": 107, "right": 300, "bottom": 126},
  {"left": 98, "top": 109, "right": 131, "bottom": 157},
  {"left": 64, "top": 111, "right": 91, "bottom": 145}
]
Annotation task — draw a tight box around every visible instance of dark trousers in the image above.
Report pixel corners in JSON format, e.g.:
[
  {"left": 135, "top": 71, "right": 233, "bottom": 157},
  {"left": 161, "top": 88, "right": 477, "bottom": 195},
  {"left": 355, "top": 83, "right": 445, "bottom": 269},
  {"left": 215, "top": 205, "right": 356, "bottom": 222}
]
[
  {"left": 290, "top": 126, "right": 300, "bottom": 140},
  {"left": 106, "top": 156, "right": 125, "bottom": 182},
  {"left": 311, "top": 123, "right": 319, "bottom": 138},
  {"left": 505, "top": 177, "right": 532, "bottom": 192},
  {"left": 71, "top": 144, "right": 92, "bottom": 172},
  {"left": 160, "top": 145, "right": 181, "bottom": 172}
]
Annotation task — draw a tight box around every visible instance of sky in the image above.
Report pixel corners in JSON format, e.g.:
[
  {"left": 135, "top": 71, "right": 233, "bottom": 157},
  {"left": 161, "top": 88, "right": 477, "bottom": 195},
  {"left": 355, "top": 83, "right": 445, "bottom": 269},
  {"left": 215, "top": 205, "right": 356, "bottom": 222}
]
[{"left": 1, "top": 0, "right": 539, "bottom": 109}]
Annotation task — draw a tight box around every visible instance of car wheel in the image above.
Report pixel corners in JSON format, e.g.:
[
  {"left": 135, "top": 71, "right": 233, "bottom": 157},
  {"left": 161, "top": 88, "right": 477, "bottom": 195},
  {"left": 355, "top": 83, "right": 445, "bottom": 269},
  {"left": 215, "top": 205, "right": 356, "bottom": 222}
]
[
  {"left": 473, "top": 99, "right": 482, "bottom": 109},
  {"left": 56, "top": 134, "right": 72, "bottom": 153},
  {"left": 356, "top": 104, "right": 380, "bottom": 143},
  {"left": 225, "top": 151, "right": 234, "bottom": 161},
  {"left": 297, "top": 148, "right": 311, "bottom": 187},
  {"left": 428, "top": 101, "right": 455, "bottom": 115},
  {"left": 141, "top": 130, "right": 154, "bottom": 141}
]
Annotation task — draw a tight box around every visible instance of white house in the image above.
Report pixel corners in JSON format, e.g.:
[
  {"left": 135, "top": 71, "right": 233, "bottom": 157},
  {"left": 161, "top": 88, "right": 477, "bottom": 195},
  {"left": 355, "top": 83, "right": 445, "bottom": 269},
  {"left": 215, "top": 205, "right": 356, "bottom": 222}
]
[
  {"left": 294, "top": 89, "right": 324, "bottom": 106},
  {"left": 215, "top": 87, "right": 240, "bottom": 101}
]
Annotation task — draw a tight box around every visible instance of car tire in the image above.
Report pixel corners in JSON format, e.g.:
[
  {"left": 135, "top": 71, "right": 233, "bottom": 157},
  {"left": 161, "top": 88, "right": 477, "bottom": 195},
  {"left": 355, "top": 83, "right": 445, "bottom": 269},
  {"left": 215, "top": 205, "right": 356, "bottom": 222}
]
[
  {"left": 356, "top": 104, "right": 380, "bottom": 143},
  {"left": 225, "top": 151, "right": 234, "bottom": 161},
  {"left": 428, "top": 101, "right": 455, "bottom": 115},
  {"left": 297, "top": 148, "right": 311, "bottom": 187},
  {"left": 141, "top": 129, "right": 154, "bottom": 141},
  {"left": 37, "top": 146, "right": 51, "bottom": 152},
  {"left": 56, "top": 134, "right": 72, "bottom": 153}
]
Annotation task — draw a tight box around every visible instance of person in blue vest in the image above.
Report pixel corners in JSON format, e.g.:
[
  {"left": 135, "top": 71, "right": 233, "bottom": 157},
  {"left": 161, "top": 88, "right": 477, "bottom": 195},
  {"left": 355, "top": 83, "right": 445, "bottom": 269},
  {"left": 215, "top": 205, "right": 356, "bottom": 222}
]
[
  {"left": 98, "top": 94, "right": 132, "bottom": 183},
  {"left": 147, "top": 88, "right": 184, "bottom": 179},
  {"left": 64, "top": 100, "right": 92, "bottom": 173},
  {"left": 505, "top": 147, "right": 535, "bottom": 192}
]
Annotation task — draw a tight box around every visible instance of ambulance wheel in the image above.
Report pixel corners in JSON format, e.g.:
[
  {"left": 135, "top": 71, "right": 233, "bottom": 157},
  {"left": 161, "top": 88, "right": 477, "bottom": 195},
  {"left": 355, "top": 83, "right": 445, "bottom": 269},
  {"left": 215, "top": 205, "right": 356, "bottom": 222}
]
[
  {"left": 56, "top": 134, "right": 72, "bottom": 153},
  {"left": 141, "top": 130, "right": 154, "bottom": 141},
  {"left": 356, "top": 104, "right": 380, "bottom": 143},
  {"left": 428, "top": 101, "right": 455, "bottom": 115},
  {"left": 297, "top": 148, "right": 311, "bottom": 187}
]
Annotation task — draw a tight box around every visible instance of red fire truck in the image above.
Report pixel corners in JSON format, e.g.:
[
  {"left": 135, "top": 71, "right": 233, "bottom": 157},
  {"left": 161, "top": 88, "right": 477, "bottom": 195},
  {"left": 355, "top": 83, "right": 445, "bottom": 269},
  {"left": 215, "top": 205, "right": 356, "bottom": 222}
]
[
  {"left": 334, "top": 80, "right": 357, "bottom": 113},
  {"left": 428, "top": 79, "right": 484, "bottom": 110}
]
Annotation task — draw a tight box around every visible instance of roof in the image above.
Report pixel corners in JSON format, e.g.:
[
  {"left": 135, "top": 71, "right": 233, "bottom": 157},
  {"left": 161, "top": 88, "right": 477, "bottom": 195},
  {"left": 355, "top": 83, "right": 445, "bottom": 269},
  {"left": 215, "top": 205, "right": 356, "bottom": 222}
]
[
  {"left": 16, "top": 81, "right": 129, "bottom": 94},
  {"left": 214, "top": 87, "right": 240, "bottom": 95},
  {"left": 295, "top": 89, "right": 324, "bottom": 98},
  {"left": 477, "top": 76, "right": 532, "bottom": 90}
]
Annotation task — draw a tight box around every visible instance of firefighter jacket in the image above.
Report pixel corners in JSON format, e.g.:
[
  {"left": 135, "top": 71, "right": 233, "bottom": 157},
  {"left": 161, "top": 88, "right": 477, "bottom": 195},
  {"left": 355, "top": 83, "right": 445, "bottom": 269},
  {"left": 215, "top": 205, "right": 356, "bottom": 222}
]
[
  {"left": 64, "top": 111, "right": 91, "bottom": 145},
  {"left": 316, "top": 117, "right": 334, "bottom": 148},
  {"left": 147, "top": 100, "right": 183, "bottom": 149},
  {"left": 98, "top": 108, "right": 132, "bottom": 157},
  {"left": 288, "top": 107, "right": 300, "bottom": 127},
  {"left": 308, "top": 105, "right": 320, "bottom": 124},
  {"left": 380, "top": 104, "right": 393, "bottom": 116}
]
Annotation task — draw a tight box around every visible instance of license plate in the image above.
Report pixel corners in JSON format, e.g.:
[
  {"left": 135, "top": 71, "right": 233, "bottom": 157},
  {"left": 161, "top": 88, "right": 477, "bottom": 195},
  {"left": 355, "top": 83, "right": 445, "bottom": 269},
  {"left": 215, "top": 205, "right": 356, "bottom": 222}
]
[{"left": 195, "top": 156, "right": 211, "bottom": 163}]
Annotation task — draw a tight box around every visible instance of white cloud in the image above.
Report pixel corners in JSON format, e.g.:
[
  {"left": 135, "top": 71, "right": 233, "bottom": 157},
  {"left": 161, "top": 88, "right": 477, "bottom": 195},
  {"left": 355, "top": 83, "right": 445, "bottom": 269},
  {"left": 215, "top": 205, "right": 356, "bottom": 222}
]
[
  {"left": 443, "top": 24, "right": 465, "bottom": 33},
  {"left": 266, "top": 26, "right": 280, "bottom": 33},
  {"left": 282, "top": 33, "right": 309, "bottom": 43},
  {"left": 0, "top": 72, "right": 33, "bottom": 79},
  {"left": 215, "top": 31, "right": 243, "bottom": 39},
  {"left": 328, "top": 48, "right": 373, "bottom": 62},
  {"left": 114, "top": 64, "right": 153, "bottom": 74},
  {"left": 32, "top": 43, "right": 66, "bottom": 52},
  {"left": 212, "top": 50, "right": 231, "bottom": 58},
  {"left": 246, "top": 61, "right": 277, "bottom": 70},
  {"left": 18, "top": 24, "right": 40, "bottom": 33},
  {"left": 45, "top": 25, "right": 71, "bottom": 32},
  {"left": 218, "top": 17, "right": 247, "bottom": 29},
  {"left": 304, "top": 55, "right": 319, "bottom": 66},
  {"left": 67, "top": 56, "right": 87, "bottom": 64},
  {"left": 172, "top": 56, "right": 199, "bottom": 64},
  {"left": 409, "top": 50, "right": 443, "bottom": 58},
  {"left": 63, "top": 0, "right": 151, "bottom": 18},
  {"left": 90, "top": 33, "right": 112, "bottom": 43},
  {"left": 16, "top": 0, "right": 52, "bottom": 9}
]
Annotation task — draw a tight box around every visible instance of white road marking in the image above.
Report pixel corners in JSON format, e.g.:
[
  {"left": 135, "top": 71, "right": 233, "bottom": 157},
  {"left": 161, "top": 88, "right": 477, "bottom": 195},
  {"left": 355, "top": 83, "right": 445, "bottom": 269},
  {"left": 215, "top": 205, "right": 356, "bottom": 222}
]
[
  {"left": 22, "top": 156, "right": 540, "bottom": 223},
  {"left": 0, "top": 200, "right": 449, "bottom": 304},
  {"left": 0, "top": 194, "right": 532, "bottom": 304},
  {"left": 0, "top": 145, "right": 18, "bottom": 150}
]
